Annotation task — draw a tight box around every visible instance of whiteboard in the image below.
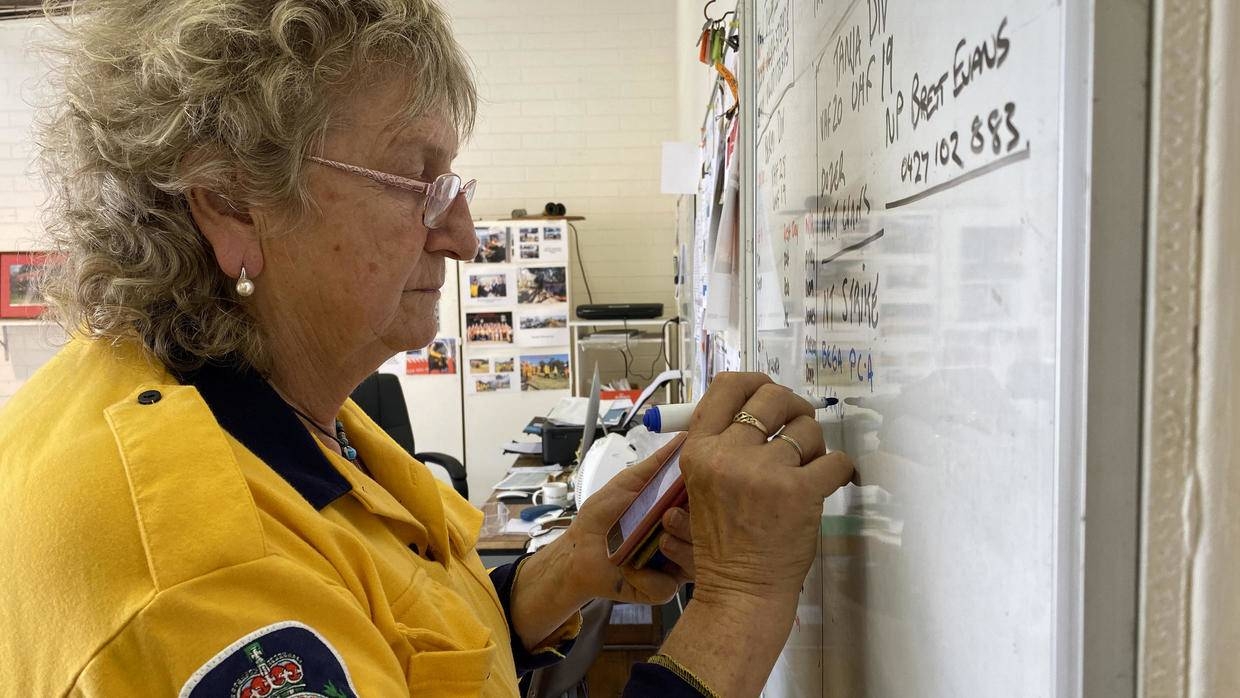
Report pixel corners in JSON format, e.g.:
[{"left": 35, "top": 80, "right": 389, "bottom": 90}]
[{"left": 744, "top": 0, "right": 1088, "bottom": 695}]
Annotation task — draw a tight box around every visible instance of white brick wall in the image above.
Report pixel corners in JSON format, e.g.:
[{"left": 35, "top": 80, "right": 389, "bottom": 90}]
[
  {"left": 449, "top": 0, "right": 682, "bottom": 311},
  {"left": 0, "top": 18, "right": 49, "bottom": 253},
  {"left": 0, "top": 19, "right": 57, "bottom": 406},
  {"left": 0, "top": 323, "right": 65, "bottom": 404}
]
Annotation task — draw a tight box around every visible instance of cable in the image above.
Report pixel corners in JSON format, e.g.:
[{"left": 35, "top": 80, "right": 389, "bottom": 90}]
[
  {"left": 615, "top": 348, "right": 632, "bottom": 383},
  {"left": 568, "top": 222, "right": 594, "bottom": 304},
  {"left": 623, "top": 319, "right": 650, "bottom": 382},
  {"left": 643, "top": 318, "right": 676, "bottom": 379}
]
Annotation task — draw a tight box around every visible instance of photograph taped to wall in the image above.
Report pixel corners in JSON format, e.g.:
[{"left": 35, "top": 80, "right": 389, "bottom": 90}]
[
  {"left": 518, "top": 243, "right": 540, "bottom": 260},
  {"left": 518, "top": 226, "right": 540, "bottom": 243},
  {"left": 516, "top": 308, "right": 569, "bottom": 347},
  {"left": 469, "top": 372, "right": 516, "bottom": 394},
  {"left": 461, "top": 266, "right": 516, "bottom": 306},
  {"left": 465, "top": 311, "right": 514, "bottom": 344},
  {"left": 494, "top": 357, "right": 515, "bottom": 372},
  {"left": 469, "top": 358, "right": 491, "bottom": 373},
  {"left": 517, "top": 266, "right": 568, "bottom": 304},
  {"left": 538, "top": 224, "right": 567, "bottom": 261},
  {"left": 520, "top": 353, "right": 570, "bottom": 391},
  {"left": 406, "top": 337, "right": 457, "bottom": 375},
  {"left": 473, "top": 226, "right": 509, "bottom": 263}
]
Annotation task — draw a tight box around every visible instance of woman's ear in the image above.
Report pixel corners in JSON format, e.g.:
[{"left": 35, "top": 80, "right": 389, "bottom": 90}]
[{"left": 186, "top": 186, "right": 265, "bottom": 278}]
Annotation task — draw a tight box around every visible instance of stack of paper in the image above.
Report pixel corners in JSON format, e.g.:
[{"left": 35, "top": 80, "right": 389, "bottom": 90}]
[
  {"left": 503, "top": 440, "right": 542, "bottom": 455},
  {"left": 546, "top": 397, "right": 613, "bottom": 426}
]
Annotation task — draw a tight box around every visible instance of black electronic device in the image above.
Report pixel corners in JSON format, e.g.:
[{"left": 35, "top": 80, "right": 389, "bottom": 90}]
[
  {"left": 575, "top": 303, "right": 664, "bottom": 320},
  {"left": 542, "top": 423, "right": 605, "bottom": 465}
]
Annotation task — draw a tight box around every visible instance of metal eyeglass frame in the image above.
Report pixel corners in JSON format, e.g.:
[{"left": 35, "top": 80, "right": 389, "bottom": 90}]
[{"left": 306, "top": 155, "right": 477, "bottom": 229}]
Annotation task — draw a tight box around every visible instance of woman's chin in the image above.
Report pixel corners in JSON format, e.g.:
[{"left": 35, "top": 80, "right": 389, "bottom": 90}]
[{"left": 393, "top": 316, "right": 440, "bottom": 352}]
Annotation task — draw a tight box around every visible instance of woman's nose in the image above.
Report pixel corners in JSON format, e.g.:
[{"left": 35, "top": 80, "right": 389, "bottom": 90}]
[{"left": 426, "top": 194, "right": 478, "bottom": 261}]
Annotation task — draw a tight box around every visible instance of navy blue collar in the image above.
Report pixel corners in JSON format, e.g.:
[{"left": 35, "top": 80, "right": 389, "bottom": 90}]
[{"left": 177, "top": 359, "right": 352, "bottom": 510}]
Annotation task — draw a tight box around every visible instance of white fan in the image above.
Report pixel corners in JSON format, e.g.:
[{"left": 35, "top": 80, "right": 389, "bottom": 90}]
[{"left": 573, "top": 433, "right": 639, "bottom": 509}]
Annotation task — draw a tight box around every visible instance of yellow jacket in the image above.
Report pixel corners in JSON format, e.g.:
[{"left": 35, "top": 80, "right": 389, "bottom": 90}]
[{"left": 0, "top": 338, "right": 570, "bottom": 696}]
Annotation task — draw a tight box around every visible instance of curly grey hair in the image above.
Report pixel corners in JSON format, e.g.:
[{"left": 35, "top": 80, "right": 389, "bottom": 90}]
[{"left": 37, "top": 0, "right": 476, "bottom": 371}]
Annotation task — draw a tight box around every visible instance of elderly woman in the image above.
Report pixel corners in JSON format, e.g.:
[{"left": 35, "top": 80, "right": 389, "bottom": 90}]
[{"left": 0, "top": 1, "right": 853, "bottom": 696}]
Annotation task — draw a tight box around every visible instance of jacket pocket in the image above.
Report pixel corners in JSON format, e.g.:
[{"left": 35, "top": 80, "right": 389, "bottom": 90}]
[
  {"left": 389, "top": 569, "right": 499, "bottom": 695},
  {"left": 395, "top": 622, "right": 497, "bottom": 693}
]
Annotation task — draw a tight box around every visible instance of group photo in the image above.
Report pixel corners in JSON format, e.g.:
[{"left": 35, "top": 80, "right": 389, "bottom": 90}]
[{"left": 464, "top": 311, "right": 514, "bottom": 344}]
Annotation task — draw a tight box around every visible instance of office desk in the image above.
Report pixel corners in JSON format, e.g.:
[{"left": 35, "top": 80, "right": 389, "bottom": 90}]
[
  {"left": 476, "top": 453, "right": 570, "bottom": 564},
  {"left": 476, "top": 431, "right": 579, "bottom": 563},
  {"left": 476, "top": 492, "right": 535, "bottom": 557}
]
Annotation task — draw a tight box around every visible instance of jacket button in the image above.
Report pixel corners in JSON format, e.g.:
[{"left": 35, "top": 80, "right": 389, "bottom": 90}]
[{"left": 137, "top": 390, "right": 162, "bottom": 405}]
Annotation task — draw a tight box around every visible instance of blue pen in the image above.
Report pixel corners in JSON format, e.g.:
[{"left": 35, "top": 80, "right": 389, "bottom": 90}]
[{"left": 643, "top": 395, "right": 839, "bottom": 433}]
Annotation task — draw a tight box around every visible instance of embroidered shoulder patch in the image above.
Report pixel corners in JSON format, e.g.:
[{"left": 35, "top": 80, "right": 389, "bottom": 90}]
[{"left": 179, "top": 621, "right": 358, "bottom": 698}]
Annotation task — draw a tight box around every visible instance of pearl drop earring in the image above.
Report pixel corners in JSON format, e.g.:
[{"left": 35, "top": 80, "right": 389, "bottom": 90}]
[{"left": 236, "top": 266, "right": 255, "bottom": 297}]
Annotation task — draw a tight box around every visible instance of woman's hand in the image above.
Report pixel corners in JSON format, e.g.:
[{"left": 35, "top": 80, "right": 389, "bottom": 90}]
[
  {"left": 507, "top": 437, "right": 695, "bottom": 651},
  {"left": 655, "top": 373, "right": 855, "bottom": 697},
  {"left": 556, "top": 435, "right": 696, "bottom": 606},
  {"left": 679, "top": 373, "right": 853, "bottom": 606}
]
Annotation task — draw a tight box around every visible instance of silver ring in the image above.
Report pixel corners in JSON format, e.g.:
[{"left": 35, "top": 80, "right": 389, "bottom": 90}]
[
  {"left": 731, "top": 410, "right": 770, "bottom": 437},
  {"left": 773, "top": 432, "right": 804, "bottom": 461}
]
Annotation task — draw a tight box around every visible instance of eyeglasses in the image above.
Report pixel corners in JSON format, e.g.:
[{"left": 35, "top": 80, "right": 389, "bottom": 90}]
[{"left": 306, "top": 155, "right": 476, "bottom": 229}]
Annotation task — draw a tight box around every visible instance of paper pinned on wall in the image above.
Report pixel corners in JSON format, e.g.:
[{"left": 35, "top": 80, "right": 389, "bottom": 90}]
[
  {"left": 461, "top": 266, "right": 517, "bottom": 307},
  {"left": 405, "top": 337, "right": 458, "bottom": 375},
  {"left": 515, "top": 307, "right": 569, "bottom": 347},
  {"left": 661, "top": 141, "right": 699, "bottom": 194},
  {"left": 467, "top": 372, "right": 517, "bottom": 394}
]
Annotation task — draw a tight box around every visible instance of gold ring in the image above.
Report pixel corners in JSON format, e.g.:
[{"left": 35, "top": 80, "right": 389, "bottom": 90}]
[
  {"left": 731, "top": 411, "right": 770, "bottom": 437},
  {"left": 773, "top": 433, "right": 804, "bottom": 460}
]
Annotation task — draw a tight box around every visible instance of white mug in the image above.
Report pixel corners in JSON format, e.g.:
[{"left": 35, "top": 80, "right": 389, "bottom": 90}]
[{"left": 533, "top": 481, "right": 569, "bottom": 506}]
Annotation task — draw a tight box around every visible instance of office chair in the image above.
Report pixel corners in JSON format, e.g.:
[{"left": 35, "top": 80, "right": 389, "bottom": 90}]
[
  {"left": 350, "top": 373, "right": 469, "bottom": 499},
  {"left": 523, "top": 598, "right": 615, "bottom": 698}
]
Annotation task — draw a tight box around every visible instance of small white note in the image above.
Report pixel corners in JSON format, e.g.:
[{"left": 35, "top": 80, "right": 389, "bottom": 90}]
[{"left": 660, "top": 141, "right": 699, "bottom": 194}]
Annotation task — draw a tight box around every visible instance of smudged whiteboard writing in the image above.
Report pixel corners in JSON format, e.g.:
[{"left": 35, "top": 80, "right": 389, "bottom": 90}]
[{"left": 747, "top": 0, "right": 1070, "bottom": 695}]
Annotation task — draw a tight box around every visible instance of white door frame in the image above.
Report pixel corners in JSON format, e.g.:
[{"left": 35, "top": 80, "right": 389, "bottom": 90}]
[{"left": 1139, "top": 0, "right": 1240, "bottom": 694}]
